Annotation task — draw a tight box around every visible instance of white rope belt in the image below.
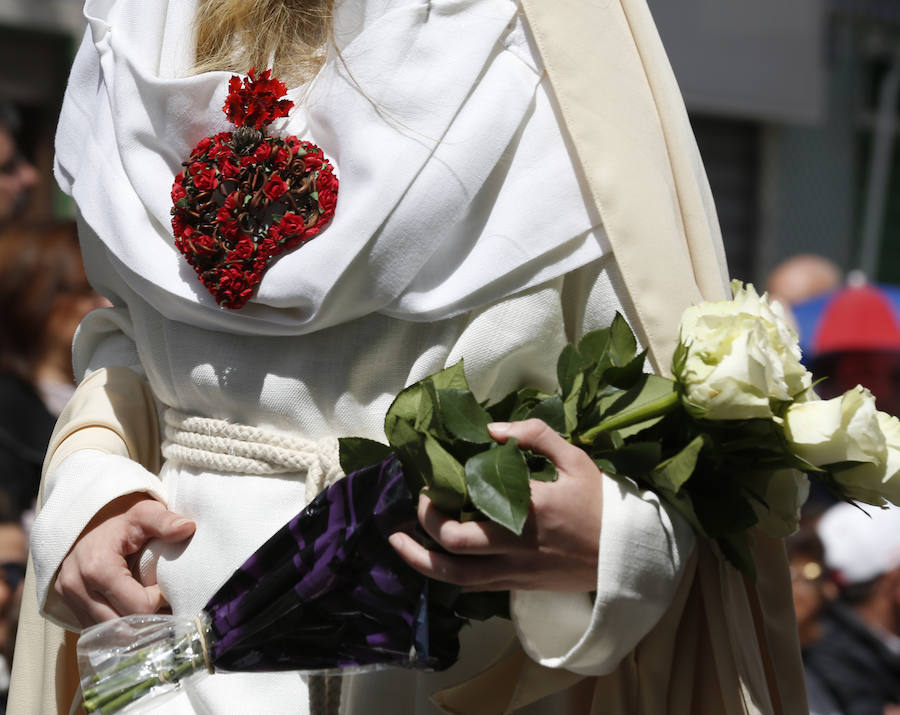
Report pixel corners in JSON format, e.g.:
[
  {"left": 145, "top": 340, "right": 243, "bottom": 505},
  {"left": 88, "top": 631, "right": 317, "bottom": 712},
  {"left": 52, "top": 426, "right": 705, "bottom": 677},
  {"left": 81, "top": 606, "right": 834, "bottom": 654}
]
[{"left": 161, "top": 409, "right": 344, "bottom": 500}]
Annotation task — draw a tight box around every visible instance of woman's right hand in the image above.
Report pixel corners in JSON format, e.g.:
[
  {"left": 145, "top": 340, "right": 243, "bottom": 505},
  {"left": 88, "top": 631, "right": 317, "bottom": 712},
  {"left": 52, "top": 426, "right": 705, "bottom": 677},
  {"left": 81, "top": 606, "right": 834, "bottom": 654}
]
[{"left": 54, "top": 493, "right": 196, "bottom": 628}]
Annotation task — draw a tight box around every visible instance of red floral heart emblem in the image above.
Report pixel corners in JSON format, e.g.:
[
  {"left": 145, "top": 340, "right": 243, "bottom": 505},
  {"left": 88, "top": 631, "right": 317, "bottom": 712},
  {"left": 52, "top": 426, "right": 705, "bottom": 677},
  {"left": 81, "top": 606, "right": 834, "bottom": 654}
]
[{"left": 171, "top": 69, "right": 338, "bottom": 309}]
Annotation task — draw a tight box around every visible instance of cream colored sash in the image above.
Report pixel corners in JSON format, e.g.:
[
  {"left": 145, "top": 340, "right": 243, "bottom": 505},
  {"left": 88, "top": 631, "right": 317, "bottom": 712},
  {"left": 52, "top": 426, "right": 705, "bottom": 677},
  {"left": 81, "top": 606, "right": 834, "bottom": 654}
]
[
  {"left": 522, "top": 0, "right": 729, "bottom": 375},
  {"left": 434, "top": 1, "right": 806, "bottom": 713}
]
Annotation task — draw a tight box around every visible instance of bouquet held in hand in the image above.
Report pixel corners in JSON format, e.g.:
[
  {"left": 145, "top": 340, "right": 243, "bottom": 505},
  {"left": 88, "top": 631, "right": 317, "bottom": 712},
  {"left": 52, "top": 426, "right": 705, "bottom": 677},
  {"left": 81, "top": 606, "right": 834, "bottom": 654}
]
[{"left": 77, "top": 281, "right": 900, "bottom": 712}]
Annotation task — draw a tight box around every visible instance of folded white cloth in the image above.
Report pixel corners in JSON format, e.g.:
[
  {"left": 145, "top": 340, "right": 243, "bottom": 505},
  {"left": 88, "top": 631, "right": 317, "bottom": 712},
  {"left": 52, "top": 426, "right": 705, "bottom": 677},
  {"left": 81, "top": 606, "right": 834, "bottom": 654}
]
[{"left": 56, "top": 0, "right": 607, "bottom": 335}]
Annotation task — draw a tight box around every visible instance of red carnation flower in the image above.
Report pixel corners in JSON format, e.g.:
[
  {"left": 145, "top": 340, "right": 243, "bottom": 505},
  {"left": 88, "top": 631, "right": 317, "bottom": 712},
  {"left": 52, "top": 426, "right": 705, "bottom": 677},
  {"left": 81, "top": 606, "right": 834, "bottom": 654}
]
[
  {"left": 194, "top": 136, "right": 213, "bottom": 155},
  {"left": 222, "top": 68, "right": 294, "bottom": 130},
  {"left": 303, "top": 153, "right": 323, "bottom": 171},
  {"left": 264, "top": 174, "right": 288, "bottom": 201},
  {"left": 317, "top": 188, "right": 337, "bottom": 215},
  {"left": 193, "top": 169, "right": 219, "bottom": 192},
  {"left": 208, "top": 143, "right": 233, "bottom": 162},
  {"left": 219, "top": 221, "right": 241, "bottom": 241},
  {"left": 191, "top": 233, "right": 218, "bottom": 256},
  {"left": 278, "top": 213, "right": 307, "bottom": 237},
  {"left": 232, "top": 237, "right": 255, "bottom": 261},
  {"left": 315, "top": 168, "right": 338, "bottom": 194},
  {"left": 171, "top": 212, "right": 188, "bottom": 236},
  {"left": 274, "top": 146, "right": 291, "bottom": 167},
  {"left": 258, "top": 236, "right": 278, "bottom": 256},
  {"left": 220, "top": 159, "right": 241, "bottom": 179}
]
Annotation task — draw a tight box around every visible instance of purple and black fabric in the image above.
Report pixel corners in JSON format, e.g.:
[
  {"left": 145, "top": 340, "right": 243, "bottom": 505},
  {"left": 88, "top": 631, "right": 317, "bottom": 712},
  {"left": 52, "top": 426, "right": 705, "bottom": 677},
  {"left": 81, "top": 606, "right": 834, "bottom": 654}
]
[{"left": 202, "top": 456, "right": 464, "bottom": 672}]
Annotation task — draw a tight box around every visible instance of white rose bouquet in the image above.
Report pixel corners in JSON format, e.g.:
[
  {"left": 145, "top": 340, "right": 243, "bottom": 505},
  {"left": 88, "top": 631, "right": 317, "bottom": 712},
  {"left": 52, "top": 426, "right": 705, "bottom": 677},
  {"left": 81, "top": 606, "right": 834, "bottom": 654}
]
[{"left": 341, "top": 280, "right": 900, "bottom": 581}]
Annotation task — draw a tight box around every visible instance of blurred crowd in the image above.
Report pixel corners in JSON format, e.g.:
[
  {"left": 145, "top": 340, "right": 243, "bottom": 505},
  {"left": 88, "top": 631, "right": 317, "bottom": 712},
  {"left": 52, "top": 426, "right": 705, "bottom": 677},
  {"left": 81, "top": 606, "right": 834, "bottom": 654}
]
[
  {"left": 0, "top": 89, "right": 897, "bottom": 714},
  {"left": 768, "top": 255, "right": 900, "bottom": 715},
  {"left": 0, "top": 102, "right": 107, "bottom": 713}
]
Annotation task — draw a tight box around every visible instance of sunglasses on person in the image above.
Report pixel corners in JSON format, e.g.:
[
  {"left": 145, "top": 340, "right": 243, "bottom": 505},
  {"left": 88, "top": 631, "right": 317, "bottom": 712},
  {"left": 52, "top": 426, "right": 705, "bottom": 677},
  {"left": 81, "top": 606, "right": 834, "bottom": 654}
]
[{"left": 0, "top": 562, "right": 26, "bottom": 590}]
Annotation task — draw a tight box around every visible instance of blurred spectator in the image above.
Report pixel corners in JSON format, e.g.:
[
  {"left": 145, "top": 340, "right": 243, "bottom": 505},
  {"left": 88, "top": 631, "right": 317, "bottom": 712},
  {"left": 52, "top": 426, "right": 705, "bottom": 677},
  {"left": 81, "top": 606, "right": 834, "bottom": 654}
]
[
  {"left": 0, "top": 496, "right": 26, "bottom": 715},
  {"left": 0, "top": 103, "right": 38, "bottom": 225},
  {"left": 807, "top": 503, "right": 900, "bottom": 715},
  {"left": 0, "top": 222, "right": 108, "bottom": 518},
  {"left": 802, "top": 280, "right": 900, "bottom": 416},
  {"left": 786, "top": 528, "right": 841, "bottom": 715},
  {"left": 766, "top": 253, "right": 842, "bottom": 309}
]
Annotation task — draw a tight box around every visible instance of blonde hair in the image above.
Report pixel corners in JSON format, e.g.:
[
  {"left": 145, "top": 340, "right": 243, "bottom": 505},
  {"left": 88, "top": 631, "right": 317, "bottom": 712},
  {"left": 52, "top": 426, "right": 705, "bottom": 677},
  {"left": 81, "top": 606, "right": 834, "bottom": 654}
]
[{"left": 193, "top": 0, "right": 334, "bottom": 87}]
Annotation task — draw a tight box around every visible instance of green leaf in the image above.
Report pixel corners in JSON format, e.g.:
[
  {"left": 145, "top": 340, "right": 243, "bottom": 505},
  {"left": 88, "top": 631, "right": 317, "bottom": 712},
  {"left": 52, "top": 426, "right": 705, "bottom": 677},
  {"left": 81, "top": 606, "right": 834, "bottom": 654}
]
[
  {"left": 650, "top": 435, "right": 705, "bottom": 493},
  {"left": 659, "top": 489, "right": 707, "bottom": 537},
  {"left": 338, "top": 437, "right": 393, "bottom": 474},
  {"left": 599, "top": 441, "right": 661, "bottom": 477},
  {"left": 485, "top": 390, "right": 519, "bottom": 422},
  {"left": 465, "top": 440, "right": 531, "bottom": 534},
  {"left": 510, "top": 387, "right": 554, "bottom": 421},
  {"left": 430, "top": 361, "right": 470, "bottom": 391},
  {"left": 437, "top": 389, "right": 493, "bottom": 444},
  {"left": 417, "top": 380, "right": 438, "bottom": 433},
  {"left": 387, "top": 419, "right": 431, "bottom": 493},
  {"left": 562, "top": 378, "right": 582, "bottom": 435},
  {"left": 384, "top": 381, "right": 424, "bottom": 443},
  {"left": 671, "top": 338, "right": 688, "bottom": 378},
  {"left": 578, "top": 327, "right": 611, "bottom": 363},
  {"left": 691, "top": 474, "right": 759, "bottom": 538},
  {"left": 423, "top": 433, "right": 468, "bottom": 513},
  {"left": 580, "top": 375, "right": 679, "bottom": 443},
  {"left": 608, "top": 313, "right": 638, "bottom": 365},
  {"left": 387, "top": 420, "right": 467, "bottom": 513},
  {"left": 526, "top": 395, "right": 567, "bottom": 434},
  {"left": 716, "top": 531, "right": 757, "bottom": 581},
  {"left": 604, "top": 349, "right": 648, "bottom": 389},
  {"left": 526, "top": 453, "right": 558, "bottom": 482},
  {"left": 615, "top": 414, "right": 665, "bottom": 440},
  {"left": 557, "top": 345, "right": 585, "bottom": 398}
]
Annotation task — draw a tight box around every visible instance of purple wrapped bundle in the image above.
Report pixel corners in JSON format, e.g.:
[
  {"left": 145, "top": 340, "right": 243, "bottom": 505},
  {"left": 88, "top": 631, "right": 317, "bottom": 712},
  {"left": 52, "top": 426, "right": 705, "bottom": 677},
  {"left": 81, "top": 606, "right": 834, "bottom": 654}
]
[
  {"left": 204, "top": 455, "right": 462, "bottom": 671},
  {"left": 79, "top": 457, "right": 465, "bottom": 713}
]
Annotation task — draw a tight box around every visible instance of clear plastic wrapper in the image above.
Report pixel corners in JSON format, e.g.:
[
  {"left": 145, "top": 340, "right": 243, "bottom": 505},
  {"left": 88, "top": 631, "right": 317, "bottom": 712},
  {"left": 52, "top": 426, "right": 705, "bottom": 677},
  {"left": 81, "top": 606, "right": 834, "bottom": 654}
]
[{"left": 77, "top": 614, "right": 213, "bottom": 714}]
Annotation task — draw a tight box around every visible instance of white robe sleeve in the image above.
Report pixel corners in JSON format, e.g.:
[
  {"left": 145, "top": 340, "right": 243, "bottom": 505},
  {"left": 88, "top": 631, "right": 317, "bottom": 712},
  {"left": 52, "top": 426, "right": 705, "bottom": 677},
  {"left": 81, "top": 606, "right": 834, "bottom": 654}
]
[
  {"left": 509, "top": 256, "right": 697, "bottom": 676},
  {"left": 30, "top": 306, "right": 166, "bottom": 631}
]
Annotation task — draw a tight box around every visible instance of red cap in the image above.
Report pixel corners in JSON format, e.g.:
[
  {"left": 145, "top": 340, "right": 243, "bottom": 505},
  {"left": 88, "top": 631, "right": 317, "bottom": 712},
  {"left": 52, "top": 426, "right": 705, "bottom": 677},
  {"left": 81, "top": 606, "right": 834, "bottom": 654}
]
[{"left": 813, "top": 285, "right": 900, "bottom": 354}]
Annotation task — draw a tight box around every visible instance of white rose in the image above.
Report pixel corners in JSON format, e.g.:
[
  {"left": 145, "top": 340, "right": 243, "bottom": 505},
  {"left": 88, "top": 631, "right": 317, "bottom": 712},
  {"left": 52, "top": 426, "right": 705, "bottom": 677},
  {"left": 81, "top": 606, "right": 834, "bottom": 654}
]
[
  {"left": 785, "top": 386, "right": 900, "bottom": 506},
  {"left": 785, "top": 386, "right": 884, "bottom": 467},
  {"left": 674, "top": 281, "right": 812, "bottom": 420},
  {"left": 835, "top": 411, "right": 900, "bottom": 507},
  {"left": 751, "top": 469, "right": 810, "bottom": 538}
]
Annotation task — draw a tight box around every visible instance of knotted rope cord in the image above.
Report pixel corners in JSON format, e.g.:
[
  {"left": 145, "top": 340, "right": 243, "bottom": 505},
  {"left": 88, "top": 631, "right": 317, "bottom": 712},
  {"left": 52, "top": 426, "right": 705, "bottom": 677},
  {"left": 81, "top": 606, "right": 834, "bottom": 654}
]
[{"left": 161, "top": 408, "right": 343, "bottom": 499}]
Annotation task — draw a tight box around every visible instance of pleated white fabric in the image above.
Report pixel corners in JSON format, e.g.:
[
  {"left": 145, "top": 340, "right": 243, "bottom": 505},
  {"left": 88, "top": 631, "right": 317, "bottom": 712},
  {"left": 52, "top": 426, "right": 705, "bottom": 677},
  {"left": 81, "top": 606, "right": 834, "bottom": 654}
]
[{"left": 55, "top": 0, "right": 607, "bottom": 336}]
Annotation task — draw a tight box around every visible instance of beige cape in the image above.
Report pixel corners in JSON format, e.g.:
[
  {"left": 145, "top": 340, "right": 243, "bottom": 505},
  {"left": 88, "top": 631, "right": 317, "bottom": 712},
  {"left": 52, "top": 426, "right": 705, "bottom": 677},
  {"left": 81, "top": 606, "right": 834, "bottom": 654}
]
[{"left": 9, "top": 1, "right": 807, "bottom": 712}]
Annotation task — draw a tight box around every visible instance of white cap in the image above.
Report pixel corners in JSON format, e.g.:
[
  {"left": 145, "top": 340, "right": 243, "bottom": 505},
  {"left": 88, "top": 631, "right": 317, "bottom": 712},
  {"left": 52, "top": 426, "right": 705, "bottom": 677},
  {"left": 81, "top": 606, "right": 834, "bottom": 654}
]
[{"left": 817, "top": 502, "right": 900, "bottom": 585}]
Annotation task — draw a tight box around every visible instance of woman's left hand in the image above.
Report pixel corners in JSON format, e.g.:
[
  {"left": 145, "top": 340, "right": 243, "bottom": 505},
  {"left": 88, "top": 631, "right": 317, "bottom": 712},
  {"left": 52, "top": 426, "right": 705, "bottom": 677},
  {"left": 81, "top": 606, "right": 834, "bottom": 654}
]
[{"left": 389, "top": 419, "right": 603, "bottom": 592}]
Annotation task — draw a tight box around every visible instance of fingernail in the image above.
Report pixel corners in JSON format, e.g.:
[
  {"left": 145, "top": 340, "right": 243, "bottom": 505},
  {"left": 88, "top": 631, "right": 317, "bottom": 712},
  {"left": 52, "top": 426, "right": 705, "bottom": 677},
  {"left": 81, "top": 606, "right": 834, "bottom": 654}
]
[
  {"left": 488, "top": 422, "right": 511, "bottom": 435},
  {"left": 172, "top": 517, "right": 193, "bottom": 529},
  {"left": 388, "top": 533, "right": 403, "bottom": 548}
]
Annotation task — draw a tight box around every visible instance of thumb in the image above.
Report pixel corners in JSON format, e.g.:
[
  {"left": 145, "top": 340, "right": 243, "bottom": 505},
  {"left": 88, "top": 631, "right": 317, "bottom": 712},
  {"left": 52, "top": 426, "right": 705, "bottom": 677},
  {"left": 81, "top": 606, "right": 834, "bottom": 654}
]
[
  {"left": 129, "top": 500, "right": 196, "bottom": 543},
  {"left": 142, "top": 584, "right": 168, "bottom": 613}
]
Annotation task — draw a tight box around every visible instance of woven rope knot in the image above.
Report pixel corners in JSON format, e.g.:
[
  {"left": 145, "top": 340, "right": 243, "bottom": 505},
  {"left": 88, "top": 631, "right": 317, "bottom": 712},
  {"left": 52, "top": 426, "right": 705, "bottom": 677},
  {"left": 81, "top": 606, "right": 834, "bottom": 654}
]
[{"left": 161, "top": 409, "right": 343, "bottom": 502}]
